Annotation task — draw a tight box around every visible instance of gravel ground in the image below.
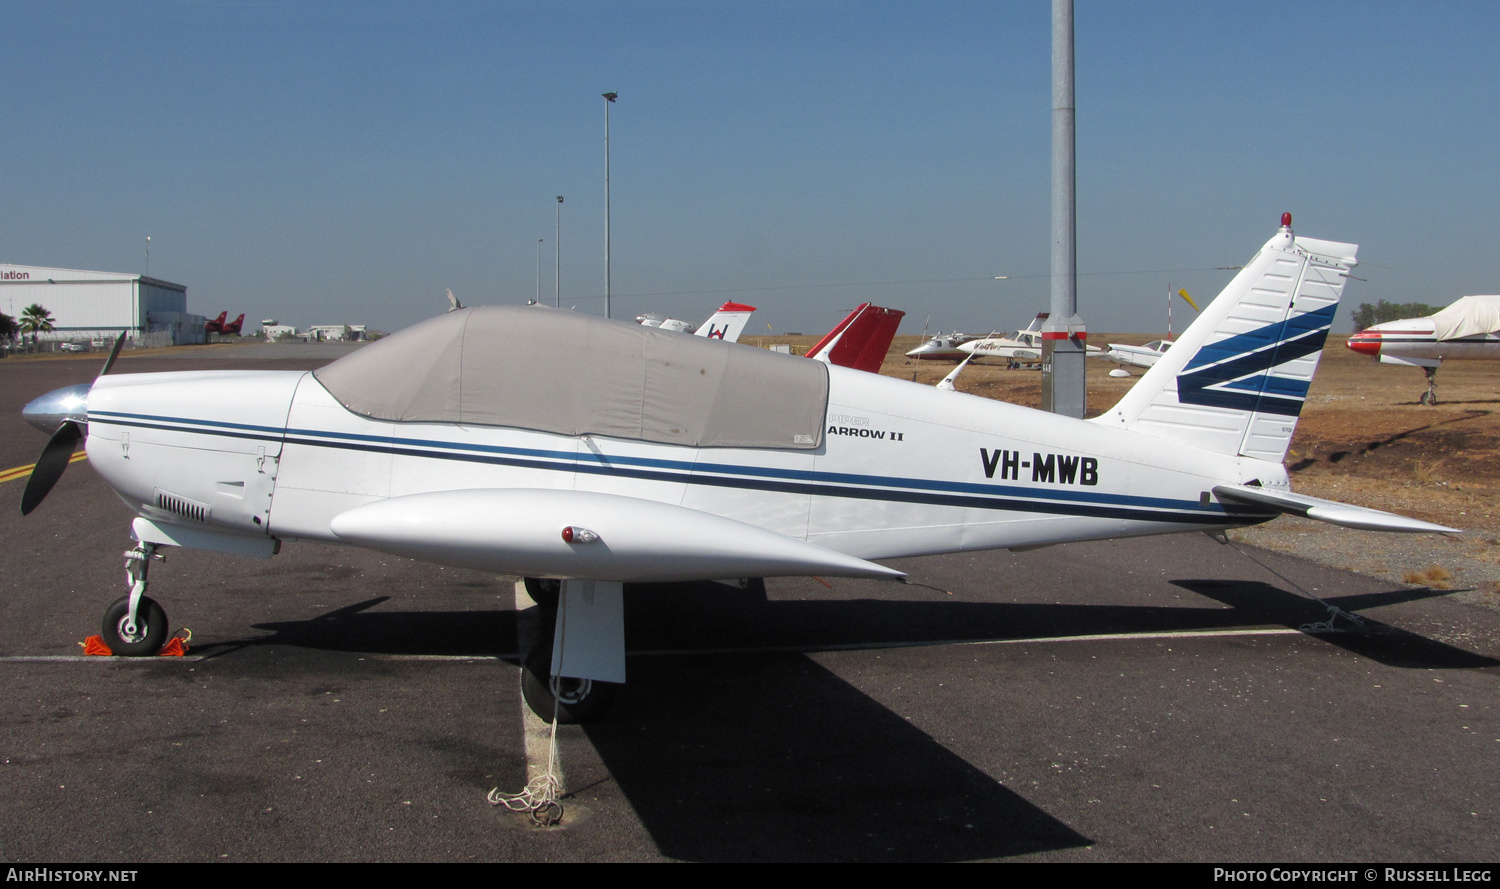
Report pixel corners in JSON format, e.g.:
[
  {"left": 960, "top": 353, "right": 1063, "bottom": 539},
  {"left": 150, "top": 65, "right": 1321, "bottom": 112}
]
[{"left": 1229, "top": 518, "right": 1500, "bottom": 614}]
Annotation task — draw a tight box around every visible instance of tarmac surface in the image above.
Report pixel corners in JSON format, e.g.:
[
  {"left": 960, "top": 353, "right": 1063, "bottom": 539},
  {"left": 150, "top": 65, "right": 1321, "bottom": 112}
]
[{"left": 1, "top": 346, "right": 1497, "bottom": 862}]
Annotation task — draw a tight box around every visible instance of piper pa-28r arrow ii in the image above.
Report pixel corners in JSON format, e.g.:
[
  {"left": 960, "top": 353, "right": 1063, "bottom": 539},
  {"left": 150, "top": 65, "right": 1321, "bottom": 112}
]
[{"left": 20, "top": 214, "right": 1456, "bottom": 722}]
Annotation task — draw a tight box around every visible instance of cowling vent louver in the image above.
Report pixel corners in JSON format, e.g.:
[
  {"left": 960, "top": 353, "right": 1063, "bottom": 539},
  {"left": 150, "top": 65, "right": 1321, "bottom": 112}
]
[{"left": 155, "top": 490, "right": 210, "bottom": 523}]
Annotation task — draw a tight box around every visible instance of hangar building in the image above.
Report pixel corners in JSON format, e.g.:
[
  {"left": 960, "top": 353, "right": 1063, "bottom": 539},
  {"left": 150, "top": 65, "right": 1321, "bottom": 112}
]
[{"left": 0, "top": 264, "right": 204, "bottom": 346}]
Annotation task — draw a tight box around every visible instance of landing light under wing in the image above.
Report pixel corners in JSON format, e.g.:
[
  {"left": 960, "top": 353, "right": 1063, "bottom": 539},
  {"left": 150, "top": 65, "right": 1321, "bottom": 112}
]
[{"left": 1212, "top": 484, "right": 1459, "bottom": 534}]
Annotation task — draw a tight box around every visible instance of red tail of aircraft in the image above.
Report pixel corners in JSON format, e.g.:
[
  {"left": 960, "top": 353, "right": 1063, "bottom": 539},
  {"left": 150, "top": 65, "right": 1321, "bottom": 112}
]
[
  {"left": 220, "top": 314, "right": 245, "bottom": 335},
  {"left": 804, "top": 303, "right": 906, "bottom": 374},
  {"left": 204, "top": 311, "right": 228, "bottom": 334}
]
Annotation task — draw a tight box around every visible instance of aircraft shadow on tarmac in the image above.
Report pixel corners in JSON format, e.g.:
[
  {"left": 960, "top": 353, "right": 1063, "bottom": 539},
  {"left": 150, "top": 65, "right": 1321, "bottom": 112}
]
[
  {"left": 580, "top": 651, "right": 1090, "bottom": 862},
  {"left": 198, "top": 585, "right": 1094, "bottom": 860},
  {"left": 196, "top": 575, "right": 1497, "bottom": 670},
  {"left": 193, "top": 596, "right": 521, "bottom": 659},
  {"left": 180, "top": 574, "right": 1498, "bottom": 860},
  {"left": 1176, "top": 579, "right": 1500, "bottom": 669}
]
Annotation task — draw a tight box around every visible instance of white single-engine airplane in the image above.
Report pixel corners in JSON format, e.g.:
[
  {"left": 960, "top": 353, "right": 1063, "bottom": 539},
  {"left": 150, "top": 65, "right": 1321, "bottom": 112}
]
[
  {"left": 1103, "top": 339, "right": 1174, "bottom": 371},
  {"left": 20, "top": 215, "right": 1457, "bottom": 723},
  {"left": 1347, "top": 295, "right": 1500, "bottom": 405}
]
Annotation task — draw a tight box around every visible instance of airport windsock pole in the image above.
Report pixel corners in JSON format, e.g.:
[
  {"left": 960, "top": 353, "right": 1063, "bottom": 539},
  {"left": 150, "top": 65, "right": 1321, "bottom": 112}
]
[
  {"left": 1042, "top": 0, "right": 1087, "bottom": 418},
  {"left": 604, "top": 92, "right": 617, "bottom": 319}
]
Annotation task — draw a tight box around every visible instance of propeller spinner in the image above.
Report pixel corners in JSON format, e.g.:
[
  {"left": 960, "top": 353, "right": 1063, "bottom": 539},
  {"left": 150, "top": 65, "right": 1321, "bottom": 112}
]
[{"left": 19, "top": 332, "right": 126, "bottom": 515}]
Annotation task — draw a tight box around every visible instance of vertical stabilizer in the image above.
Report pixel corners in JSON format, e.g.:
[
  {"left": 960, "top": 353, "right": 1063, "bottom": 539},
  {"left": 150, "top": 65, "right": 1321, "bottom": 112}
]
[
  {"left": 806, "top": 303, "right": 906, "bottom": 374},
  {"left": 694, "top": 302, "right": 757, "bottom": 342},
  {"left": 1093, "top": 216, "right": 1357, "bottom": 462}
]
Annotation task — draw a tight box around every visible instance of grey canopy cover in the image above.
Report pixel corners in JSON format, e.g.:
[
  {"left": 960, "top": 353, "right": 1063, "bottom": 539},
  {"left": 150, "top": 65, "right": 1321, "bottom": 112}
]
[{"left": 313, "top": 306, "right": 828, "bottom": 449}]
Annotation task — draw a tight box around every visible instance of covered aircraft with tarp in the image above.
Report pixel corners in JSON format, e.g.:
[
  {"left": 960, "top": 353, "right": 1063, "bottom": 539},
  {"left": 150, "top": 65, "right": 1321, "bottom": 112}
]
[{"left": 1348, "top": 294, "right": 1500, "bottom": 404}]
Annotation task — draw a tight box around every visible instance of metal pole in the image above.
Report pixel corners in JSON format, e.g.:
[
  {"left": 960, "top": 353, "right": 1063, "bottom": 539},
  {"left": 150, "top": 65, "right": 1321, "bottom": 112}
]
[
  {"left": 555, "top": 196, "right": 563, "bottom": 308},
  {"left": 603, "top": 92, "right": 617, "bottom": 319},
  {"left": 537, "top": 239, "right": 543, "bottom": 304},
  {"left": 1042, "top": 0, "right": 1087, "bottom": 417}
]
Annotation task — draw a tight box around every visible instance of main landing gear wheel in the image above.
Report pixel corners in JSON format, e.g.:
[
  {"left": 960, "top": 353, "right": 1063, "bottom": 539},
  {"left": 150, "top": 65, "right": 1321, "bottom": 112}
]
[
  {"left": 521, "top": 643, "right": 618, "bottom": 724},
  {"left": 523, "top": 577, "right": 561, "bottom": 611},
  {"left": 101, "top": 595, "right": 169, "bottom": 657}
]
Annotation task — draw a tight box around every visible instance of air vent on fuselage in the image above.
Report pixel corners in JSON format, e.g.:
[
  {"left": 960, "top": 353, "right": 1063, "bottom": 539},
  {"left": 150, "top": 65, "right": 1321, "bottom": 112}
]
[{"left": 155, "top": 490, "right": 210, "bottom": 523}]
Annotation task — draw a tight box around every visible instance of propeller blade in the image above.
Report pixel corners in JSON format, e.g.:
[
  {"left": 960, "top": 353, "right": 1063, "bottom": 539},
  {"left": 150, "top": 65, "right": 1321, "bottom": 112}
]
[
  {"left": 99, "top": 331, "right": 127, "bottom": 377},
  {"left": 20, "top": 421, "right": 83, "bottom": 516}
]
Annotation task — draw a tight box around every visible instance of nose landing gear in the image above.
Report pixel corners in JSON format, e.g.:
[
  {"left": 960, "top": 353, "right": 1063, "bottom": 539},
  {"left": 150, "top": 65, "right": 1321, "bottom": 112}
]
[{"left": 104, "top": 542, "right": 171, "bottom": 656}]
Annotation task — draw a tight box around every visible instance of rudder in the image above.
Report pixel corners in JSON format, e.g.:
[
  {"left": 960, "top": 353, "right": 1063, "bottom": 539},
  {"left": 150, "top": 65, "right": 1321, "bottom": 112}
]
[{"left": 1093, "top": 215, "right": 1358, "bottom": 462}]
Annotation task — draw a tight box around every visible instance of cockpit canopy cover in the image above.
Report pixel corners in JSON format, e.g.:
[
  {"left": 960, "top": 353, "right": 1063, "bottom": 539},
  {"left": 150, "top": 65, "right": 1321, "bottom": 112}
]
[
  {"left": 1430, "top": 295, "right": 1500, "bottom": 342},
  {"left": 313, "top": 305, "right": 828, "bottom": 449}
]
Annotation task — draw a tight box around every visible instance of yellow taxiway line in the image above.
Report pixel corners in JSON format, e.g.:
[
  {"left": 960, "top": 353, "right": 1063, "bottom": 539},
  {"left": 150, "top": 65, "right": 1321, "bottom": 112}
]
[{"left": 0, "top": 451, "right": 88, "bottom": 484}]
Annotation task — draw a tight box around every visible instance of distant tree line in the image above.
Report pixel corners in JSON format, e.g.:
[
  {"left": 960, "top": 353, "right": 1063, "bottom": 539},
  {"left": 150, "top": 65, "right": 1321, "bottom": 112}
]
[{"left": 1350, "top": 300, "right": 1441, "bottom": 332}]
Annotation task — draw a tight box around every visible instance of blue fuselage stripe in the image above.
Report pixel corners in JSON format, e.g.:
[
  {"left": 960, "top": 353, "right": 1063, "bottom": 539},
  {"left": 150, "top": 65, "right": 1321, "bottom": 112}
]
[{"left": 88, "top": 411, "right": 1260, "bottom": 527}]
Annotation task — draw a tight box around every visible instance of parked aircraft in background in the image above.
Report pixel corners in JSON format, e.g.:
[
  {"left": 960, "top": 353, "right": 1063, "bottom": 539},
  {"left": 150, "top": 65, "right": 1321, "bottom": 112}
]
[
  {"left": 804, "top": 303, "right": 905, "bottom": 374},
  {"left": 1347, "top": 295, "right": 1500, "bottom": 405},
  {"left": 905, "top": 331, "right": 979, "bottom": 361},
  {"left": 204, "top": 312, "right": 244, "bottom": 336},
  {"left": 957, "top": 313, "right": 1104, "bottom": 366},
  {"left": 637, "top": 301, "right": 757, "bottom": 342},
  {"left": 20, "top": 215, "right": 1455, "bottom": 726},
  {"left": 1104, "top": 339, "right": 1174, "bottom": 371}
]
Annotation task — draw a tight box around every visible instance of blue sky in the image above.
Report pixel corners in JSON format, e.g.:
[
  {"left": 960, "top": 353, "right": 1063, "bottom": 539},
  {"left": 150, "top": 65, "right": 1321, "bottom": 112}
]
[{"left": 4, "top": 1, "right": 1498, "bottom": 336}]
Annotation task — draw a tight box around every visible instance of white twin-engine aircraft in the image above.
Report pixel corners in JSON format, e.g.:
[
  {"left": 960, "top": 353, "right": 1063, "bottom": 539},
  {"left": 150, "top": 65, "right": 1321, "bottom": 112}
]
[{"left": 20, "top": 215, "right": 1456, "bottom": 722}]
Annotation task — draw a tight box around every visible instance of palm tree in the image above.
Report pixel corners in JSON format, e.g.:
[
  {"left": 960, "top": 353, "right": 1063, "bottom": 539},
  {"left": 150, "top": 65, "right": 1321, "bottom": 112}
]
[
  {"left": 0, "top": 311, "right": 17, "bottom": 345},
  {"left": 19, "top": 303, "right": 54, "bottom": 348}
]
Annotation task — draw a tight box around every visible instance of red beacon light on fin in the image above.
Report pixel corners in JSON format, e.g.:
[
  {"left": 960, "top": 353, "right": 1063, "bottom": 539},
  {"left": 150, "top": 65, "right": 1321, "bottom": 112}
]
[{"left": 1281, "top": 212, "right": 1292, "bottom": 228}]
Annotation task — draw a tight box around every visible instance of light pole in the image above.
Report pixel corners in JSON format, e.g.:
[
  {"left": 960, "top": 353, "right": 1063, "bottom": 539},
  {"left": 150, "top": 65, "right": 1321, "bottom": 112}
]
[
  {"left": 603, "top": 92, "right": 617, "bottom": 319},
  {"left": 145, "top": 236, "right": 151, "bottom": 277},
  {"left": 536, "top": 239, "right": 544, "bottom": 304},
  {"left": 555, "top": 196, "right": 563, "bottom": 308},
  {"left": 1042, "top": 0, "right": 1087, "bottom": 418}
]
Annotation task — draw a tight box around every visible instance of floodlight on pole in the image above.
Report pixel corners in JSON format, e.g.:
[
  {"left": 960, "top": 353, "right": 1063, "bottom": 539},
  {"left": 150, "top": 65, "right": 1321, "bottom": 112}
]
[
  {"left": 555, "top": 196, "right": 563, "bottom": 308},
  {"left": 603, "top": 92, "right": 617, "bottom": 319},
  {"left": 145, "top": 236, "right": 151, "bottom": 278},
  {"left": 536, "top": 239, "right": 543, "bottom": 304}
]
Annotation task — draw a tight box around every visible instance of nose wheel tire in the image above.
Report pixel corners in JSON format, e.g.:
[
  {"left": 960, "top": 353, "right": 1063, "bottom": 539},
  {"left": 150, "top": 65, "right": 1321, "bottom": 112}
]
[
  {"left": 521, "top": 643, "right": 618, "bottom": 724},
  {"left": 101, "top": 596, "right": 169, "bottom": 657}
]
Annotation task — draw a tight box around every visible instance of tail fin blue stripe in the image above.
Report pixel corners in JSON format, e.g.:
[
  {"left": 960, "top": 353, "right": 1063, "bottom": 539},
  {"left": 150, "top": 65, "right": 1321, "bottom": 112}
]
[
  {"left": 1184, "top": 304, "right": 1337, "bottom": 372},
  {"left": 1176, "top": 304, "right": 1336, "bottom": 418}
]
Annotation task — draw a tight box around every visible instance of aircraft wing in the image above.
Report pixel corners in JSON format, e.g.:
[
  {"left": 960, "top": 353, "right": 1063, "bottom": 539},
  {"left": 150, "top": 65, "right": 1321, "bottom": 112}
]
[
  {"left": 329, "top": 488, "right": 906, "bottom": 582},
  {"left": 1212, "top": 484, "right": 1459, "bottom": 534}
]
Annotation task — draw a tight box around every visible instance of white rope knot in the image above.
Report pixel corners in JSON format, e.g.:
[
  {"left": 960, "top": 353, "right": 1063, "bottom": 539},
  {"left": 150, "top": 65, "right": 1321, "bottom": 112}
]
[{"left": 488, "top": 772, "right": 565, "bottom": 827}]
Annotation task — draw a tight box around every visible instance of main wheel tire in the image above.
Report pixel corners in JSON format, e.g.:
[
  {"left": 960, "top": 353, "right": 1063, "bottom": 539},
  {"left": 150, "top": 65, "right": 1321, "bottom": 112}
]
[
  {"left": 521, "top": 643, "right": 618, "bottom": 724},
  {"left": 523, "top": 577, "right": 561, "bottom": 611},
  {"left": 101, "top": 596, "right": 169, "bottom": 657}
]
